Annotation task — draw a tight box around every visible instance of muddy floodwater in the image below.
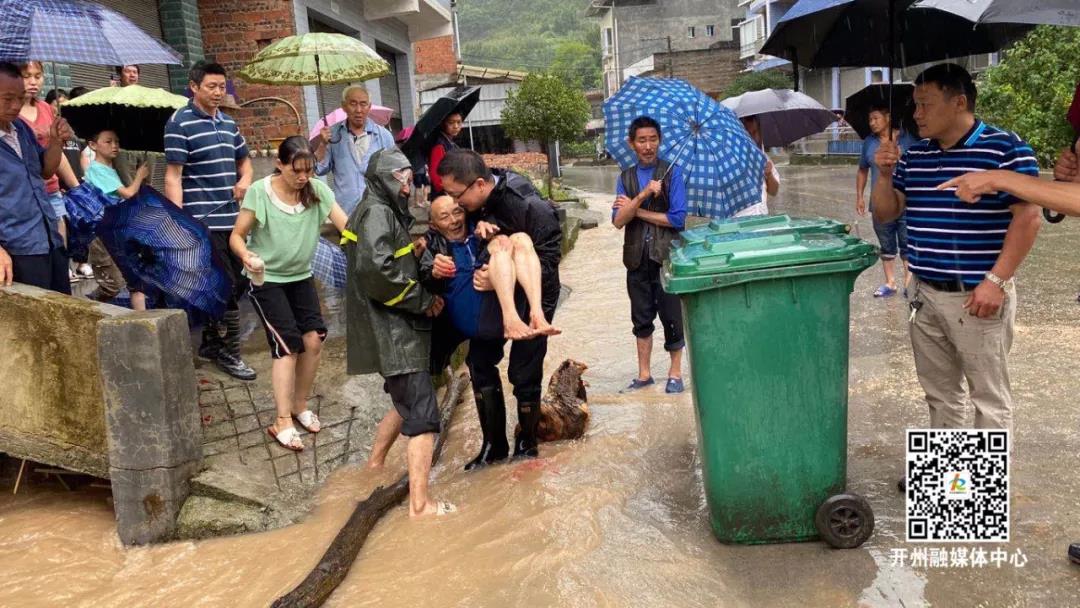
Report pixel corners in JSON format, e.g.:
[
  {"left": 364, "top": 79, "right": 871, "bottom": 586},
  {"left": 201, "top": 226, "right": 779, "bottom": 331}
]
[{"left": 3, "top": 165, "right": 1080, "bottom": 607}]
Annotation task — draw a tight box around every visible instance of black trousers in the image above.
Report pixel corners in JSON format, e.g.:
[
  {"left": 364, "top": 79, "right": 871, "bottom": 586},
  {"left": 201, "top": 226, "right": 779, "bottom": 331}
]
[
  {"left": 209, "top": 230, "right": 247, "bottom": 312},
  {"left": 11, "top": 247, "right": 70, "bottom": 295},
  {"left": 385, "top": 371, "right": 441, "bottom": 437},
  {"left": 627, "top": 256, "right": 684, "bottom": 352},
  {"left": 467, "top": 288, "right": 556, "bottom": 403}
]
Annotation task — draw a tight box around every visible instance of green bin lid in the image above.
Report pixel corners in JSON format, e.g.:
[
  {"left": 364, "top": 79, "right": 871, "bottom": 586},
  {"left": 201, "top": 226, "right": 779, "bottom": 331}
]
[
  {"left": 662, "top": 229, "right": 877, "bottom": 295},
  {"left": 678, "top": 214, "right": 850, "bottom": 247}
]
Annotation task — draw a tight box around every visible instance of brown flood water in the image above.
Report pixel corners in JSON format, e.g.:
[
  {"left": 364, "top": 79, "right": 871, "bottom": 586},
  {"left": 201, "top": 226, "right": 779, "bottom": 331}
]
[
  {"left": 0, "top": 186, "right": 731, "bottom": 608},
  {"left": 8, "top": 167, "right": 1080, "bottom": 607}
]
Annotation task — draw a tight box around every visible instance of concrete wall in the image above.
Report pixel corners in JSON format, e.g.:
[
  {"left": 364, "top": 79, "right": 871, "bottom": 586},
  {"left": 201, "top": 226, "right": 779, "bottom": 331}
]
[
  {"left": 639, "top": 43, "right": 744, "bottom": 98},
  {"left": 614, "top": 0, "right": 741, "bottom": 70},
  {"left": 0, "top": 285, "right": 202, "bottom": 545},
  {"left": 0, "top": 286, "right": 117, "bottom": 478}
]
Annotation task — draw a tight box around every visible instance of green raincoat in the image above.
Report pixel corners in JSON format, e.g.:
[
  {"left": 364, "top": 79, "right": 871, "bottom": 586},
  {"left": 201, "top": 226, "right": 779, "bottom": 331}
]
[{"left": 345, "top": 149, "right": 436, "bottom": 377}]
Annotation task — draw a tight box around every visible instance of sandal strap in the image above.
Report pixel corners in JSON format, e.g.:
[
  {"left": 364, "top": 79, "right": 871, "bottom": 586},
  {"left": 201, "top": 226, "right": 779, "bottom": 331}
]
[{"left": 273, "top": 426, "right": 302, "bottom": 447}]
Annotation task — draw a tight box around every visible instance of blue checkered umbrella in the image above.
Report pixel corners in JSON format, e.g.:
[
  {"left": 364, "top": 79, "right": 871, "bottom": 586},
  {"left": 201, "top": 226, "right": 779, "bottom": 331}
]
[
  {"left": 0, "top": 0, "right": 182, "bottom": 65},
  {"left": 603, "top": 77, "right": 767, "bottom": 219},
  {"left": 63, "top": 181, "right": 113, "bottom": 262},
  {"left": 311, "top": 237, "right": 346, "bottom": 289},
  {"left": 98, "top": 186, "right": 230, "bottom": 322}
]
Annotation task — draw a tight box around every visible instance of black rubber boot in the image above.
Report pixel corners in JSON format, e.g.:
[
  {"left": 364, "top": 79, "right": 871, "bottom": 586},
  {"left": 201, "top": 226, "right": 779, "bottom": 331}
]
[
  {"left": 198, "top": 322, "right": 224, "bottom": 360},
  {"left": 513, "top": 400, "right": 541, "bottom": 459},
  {"left": 215, "top": 310, "right": 256, "bottom": 381},
  {"left": 464, "top": 386, "right": 509, "bottom": 471},
  {"left": 1069, "top": 543, "right": 1080, "bottom": 565}
]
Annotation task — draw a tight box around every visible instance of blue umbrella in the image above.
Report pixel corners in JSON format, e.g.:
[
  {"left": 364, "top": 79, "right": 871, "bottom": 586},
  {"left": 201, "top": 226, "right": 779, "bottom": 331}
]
[
  {"left": 311, "top": 237, "right": 346, "bottom": 289},
  {"left": 98, "top": 186, "right": 231, "bottom": 322},
  {"left": 0, "top": 0, "right": 182, "bottom": 65},
  {"left": 603, "top": 77, "right": 767, "bottom": 220},
  {"left": 62, "top": 181, "right": 112, "bottom": 262},
  {"left": 914, "top": 0, "right": 1080, "bottom": 26},
  {"left": 760, "top": 0, "right": 1032, "bottom": 69}
]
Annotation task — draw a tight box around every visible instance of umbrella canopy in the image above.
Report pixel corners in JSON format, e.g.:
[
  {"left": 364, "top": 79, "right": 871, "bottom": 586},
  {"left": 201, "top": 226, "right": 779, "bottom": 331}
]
[
  {"left": 306, "top": 105, "right": 394, "bottom": 141},
  {"left": 721, "top": 88, "right": 838, "bottom": 147},
  {"left": 760, "top": 0, "right": 1033, "bottom": 68},
  {"left": 237, "top": 32, "right": 391, "bottom": 134},
  {"left": 400, "top": 86, "right": 481, "bottom": 162},
  {"left": 311, "top": 237, "right": 347, "bottom": 289},
  {"left": 913, "top": 0, "right": 1080, "bottom": 26},
  {"left": 61, "top": 84, "right": 188, "bottom": 152},
  {"left": 236, "top": 33, "right": 390, "bottom": 86},
  {"left": 0, "top": 0, "right": 181, "bottom": 65},
  {"left": 98, "top": 186, "right": 231, "bottom": 322},
  {"left": 63, "top": 181, "right": 112, "bottom": 262},
  {"left": 603, "top": 77, "right": 766, "bottom": 219},
  {"left": 844, "top": 83, "right": 918, "bottom": 139}
]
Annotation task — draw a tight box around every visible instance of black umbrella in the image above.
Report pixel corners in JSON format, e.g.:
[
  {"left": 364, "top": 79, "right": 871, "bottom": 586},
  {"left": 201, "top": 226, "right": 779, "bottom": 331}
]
[
  {"left": 400, "top": 85, "right": 481, "bottom": 163},
  {"left": 760, "top": 0, "right": 1033, "bottom": 71},
  {"left": 844, "top": 83, "right": 917, "bottom": 139}
]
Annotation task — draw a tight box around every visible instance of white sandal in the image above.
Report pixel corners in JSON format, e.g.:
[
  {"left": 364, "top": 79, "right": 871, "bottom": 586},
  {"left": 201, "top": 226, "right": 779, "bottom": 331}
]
[
  {"left": 268, "top": 423, "right": 304, "bottom": 451},
  {"left": 436, "top": 501, "right": 457, "bottom": 516},
  {"left": 293, "top": 410, "right": 321, "bottom": 433}
]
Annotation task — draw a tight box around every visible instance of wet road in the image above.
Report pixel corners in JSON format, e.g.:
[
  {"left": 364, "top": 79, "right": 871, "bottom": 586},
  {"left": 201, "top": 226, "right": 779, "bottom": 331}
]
[{"left": 2, "top": 164, "right": 1080, "bottom": 607}]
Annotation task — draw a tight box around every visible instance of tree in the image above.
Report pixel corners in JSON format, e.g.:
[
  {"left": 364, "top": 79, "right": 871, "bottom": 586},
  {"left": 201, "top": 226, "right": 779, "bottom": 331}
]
[
  {"left": 550, "top": 40, "right": 601, "bottom": 89},
  {"left": 721, "top": 70, "right": 793, "bottom": 100},
  {"left": 501, "top": 72, "right": 591, "bottom": 194},
  {"left": 978, "top": 26, "right": 1080, "bottom": 167}
]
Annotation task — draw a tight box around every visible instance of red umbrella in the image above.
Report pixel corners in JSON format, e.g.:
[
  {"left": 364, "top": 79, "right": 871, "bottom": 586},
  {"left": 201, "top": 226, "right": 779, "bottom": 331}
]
[{"left": 1068, "top": 83, "right": 1080, "bottom": 133}]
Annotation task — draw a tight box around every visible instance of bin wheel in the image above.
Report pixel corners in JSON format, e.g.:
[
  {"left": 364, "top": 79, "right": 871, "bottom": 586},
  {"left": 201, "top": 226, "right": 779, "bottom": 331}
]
[{"left": 815, "top": 494, "right": 874, "bottom": 549}]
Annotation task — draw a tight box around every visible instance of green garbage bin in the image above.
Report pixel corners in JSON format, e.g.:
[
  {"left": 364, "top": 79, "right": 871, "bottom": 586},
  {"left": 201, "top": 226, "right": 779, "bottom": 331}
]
[{"left": 662, "top": 220, "right": 878, "bottom": 548}]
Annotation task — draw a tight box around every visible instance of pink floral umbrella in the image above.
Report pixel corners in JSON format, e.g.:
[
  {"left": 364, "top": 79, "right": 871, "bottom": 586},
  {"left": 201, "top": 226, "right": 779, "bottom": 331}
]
[{"left": 307, "top": 105, "right": 393, "bottom": 140}]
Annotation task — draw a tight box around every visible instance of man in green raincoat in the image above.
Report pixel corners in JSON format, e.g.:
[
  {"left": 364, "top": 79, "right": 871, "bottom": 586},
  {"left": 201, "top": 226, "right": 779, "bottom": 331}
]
[{"left": 345, "top": 148, "right": 453, "bottom": 517}]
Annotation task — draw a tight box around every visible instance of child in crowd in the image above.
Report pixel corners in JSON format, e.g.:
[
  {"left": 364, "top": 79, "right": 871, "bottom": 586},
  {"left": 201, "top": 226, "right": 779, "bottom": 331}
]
[
  {"left": 422, "top": 194, "right": 560, "bottom": 341},
  {"left": 83, "top": 129, "right": 150, "bottom": 309},
  {"left": 230, "top": 136, "right": 349, "bottom": 452}
]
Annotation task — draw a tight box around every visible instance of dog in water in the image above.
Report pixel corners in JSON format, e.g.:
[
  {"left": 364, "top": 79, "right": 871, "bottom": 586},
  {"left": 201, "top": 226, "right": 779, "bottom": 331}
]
[{"left": 536, "top": 359, "right": 589, "bottom": 442}]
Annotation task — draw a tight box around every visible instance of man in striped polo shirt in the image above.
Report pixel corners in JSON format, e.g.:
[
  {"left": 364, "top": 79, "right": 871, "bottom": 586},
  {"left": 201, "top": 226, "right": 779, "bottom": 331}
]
[
  {"left": 165, "top": 61, "right": 256, "bottom": 381},
  {"left": 872, "top": 63, "right": 1041, "bottom": 436}
]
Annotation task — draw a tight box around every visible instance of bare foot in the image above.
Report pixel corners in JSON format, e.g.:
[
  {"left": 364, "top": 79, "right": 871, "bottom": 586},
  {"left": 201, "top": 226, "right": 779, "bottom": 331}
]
[
  {"left": 504, "top": 317, "right": 536, "bottom": 340},
  {"left": 529, "top": 314, "right": 561, "bottom": 336},
  {"left": 409, "top": 500, "right": 457, "bottom": 518},
  {"left": 366, "top": 459, "right": 385, "bottom": 470}
]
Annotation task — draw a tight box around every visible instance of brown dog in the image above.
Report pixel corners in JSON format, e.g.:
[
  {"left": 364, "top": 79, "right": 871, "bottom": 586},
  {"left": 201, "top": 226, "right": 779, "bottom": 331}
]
[{"left": 536, "top": 359, "right": 589, "bottom": 442}]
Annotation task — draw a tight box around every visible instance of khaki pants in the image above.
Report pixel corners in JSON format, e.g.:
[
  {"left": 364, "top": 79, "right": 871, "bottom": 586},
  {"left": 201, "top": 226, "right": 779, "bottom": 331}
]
[
  {"left": 909, "top": 278, "right": 1016, "bottom": 431},
  {"left": 88, "top": 238, "right": 126, "bottom": 299}
]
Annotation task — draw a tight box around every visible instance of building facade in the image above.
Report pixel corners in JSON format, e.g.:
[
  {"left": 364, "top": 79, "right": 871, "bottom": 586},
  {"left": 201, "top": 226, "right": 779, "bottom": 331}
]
[
  {"left": 588, "top": 0, "right": 742, "bottom": 98},
  {"left": 48, "top": 0, "right": 451, "bottom": 149}
]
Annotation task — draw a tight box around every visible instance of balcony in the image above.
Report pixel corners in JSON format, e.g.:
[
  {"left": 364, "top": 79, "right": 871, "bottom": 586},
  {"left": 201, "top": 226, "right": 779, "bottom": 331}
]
[
  {"left": 363, "top": 0, "right": 452, "bottom": 41},
  {"left": 738, "top": 15, "right": 766, "bottom": 59}
]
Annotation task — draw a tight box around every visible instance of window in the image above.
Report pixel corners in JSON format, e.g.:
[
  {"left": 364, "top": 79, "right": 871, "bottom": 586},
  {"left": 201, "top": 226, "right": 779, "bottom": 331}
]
[
  {"left": 688, "top": 26, "right": 696, "bottom": 38},
  {"left": 603, "top": 27, "right": 614, "bottom": 55},
  {"left": 706, "top": 25, "right": 715, "bottom": 37}
]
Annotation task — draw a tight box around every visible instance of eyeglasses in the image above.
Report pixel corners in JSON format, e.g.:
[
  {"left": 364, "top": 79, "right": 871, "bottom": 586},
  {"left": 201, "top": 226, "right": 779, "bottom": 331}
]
[{"left": 444, "top": 179, "right": 478, "bottom": 200}]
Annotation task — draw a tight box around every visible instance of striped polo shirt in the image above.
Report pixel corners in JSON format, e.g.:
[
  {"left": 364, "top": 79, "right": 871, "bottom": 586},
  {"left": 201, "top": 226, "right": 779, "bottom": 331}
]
[
  {"left": 164, "top": 101, "right": 249, "bottom": 231},
  {"left": 893, "top": 120, "right": 1039, "bottom": 285}
]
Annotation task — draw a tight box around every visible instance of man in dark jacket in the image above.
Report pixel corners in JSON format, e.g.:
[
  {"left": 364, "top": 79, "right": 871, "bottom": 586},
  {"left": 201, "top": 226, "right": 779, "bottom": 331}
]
[
  {"left": 435, "top": 149, "right": 562, "bottom": 470},
  {"left": 345, "top": 148, "right": 453, "bottom": 517}
]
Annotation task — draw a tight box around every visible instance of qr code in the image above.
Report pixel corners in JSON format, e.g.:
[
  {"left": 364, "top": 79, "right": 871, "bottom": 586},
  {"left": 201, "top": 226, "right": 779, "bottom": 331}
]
[{"left": 906, "top": 430, "right": 1009, "bottom": 542}]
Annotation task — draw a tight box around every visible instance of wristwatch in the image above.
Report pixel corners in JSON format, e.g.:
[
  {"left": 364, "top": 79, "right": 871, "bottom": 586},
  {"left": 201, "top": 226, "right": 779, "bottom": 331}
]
[{"left": 984, "top": 272, "right": 1011, "bottom": 290}]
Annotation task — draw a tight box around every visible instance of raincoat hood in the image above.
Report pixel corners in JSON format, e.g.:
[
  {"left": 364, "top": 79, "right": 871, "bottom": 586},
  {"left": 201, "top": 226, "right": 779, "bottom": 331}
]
[{"left": 364, "top": 148, "right": 412, "bottom": 215}]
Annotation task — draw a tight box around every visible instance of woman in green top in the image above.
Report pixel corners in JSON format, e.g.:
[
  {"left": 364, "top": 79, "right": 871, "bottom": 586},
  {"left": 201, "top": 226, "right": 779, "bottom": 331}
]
[{"left": 231, "top": 136, "right": 349, "bottom": 451}]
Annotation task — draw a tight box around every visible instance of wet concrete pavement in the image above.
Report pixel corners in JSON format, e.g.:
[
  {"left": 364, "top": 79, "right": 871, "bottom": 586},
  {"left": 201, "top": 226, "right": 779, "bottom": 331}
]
[{"left": 2, "top": 164, "right": 1080, "bottom": 607}]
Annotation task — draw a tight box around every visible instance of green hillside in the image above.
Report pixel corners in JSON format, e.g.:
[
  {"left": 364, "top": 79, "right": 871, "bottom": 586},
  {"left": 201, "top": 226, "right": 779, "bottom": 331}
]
[{"left": 456, "top": 0, "right": 602, "bottom": 88}]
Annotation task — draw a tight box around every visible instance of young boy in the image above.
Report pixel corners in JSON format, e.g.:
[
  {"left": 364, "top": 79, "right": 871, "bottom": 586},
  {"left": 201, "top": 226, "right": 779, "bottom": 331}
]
[
  {"left": 611, "top": 115, "right": 687, "bottom": 394},
  {"left": 83, "top": 128, "right": 149, "bottom": 309},
  {"left": 422, "top": 195, "right": 559, "bottom": 341}
]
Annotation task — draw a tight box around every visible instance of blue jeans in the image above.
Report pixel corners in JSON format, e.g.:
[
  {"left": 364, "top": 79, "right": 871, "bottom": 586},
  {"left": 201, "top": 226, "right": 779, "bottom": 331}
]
[{"left": 873, "top": 217, "right": 908, "bottom": 260}]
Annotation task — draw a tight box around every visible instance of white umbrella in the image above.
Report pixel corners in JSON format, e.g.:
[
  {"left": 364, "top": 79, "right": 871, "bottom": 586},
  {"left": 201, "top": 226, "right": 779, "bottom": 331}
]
[
  {"left": 913, "top": 0, "right": 1080, "bottom": 25},
  {"left": 721, "top": 88, "right": 838, "bottom": 148}
]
